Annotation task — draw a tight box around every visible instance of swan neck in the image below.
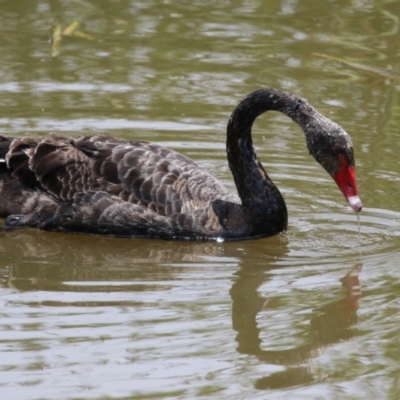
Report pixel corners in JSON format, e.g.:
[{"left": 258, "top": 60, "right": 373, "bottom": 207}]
[{"left": 226, "top": 89, "right": 291, "bottom": 232}]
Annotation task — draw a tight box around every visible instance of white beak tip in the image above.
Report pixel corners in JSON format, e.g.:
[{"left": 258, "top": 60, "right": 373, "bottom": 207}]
[{"left": 348, "top": 195, "right": 362, "bottom": 213}]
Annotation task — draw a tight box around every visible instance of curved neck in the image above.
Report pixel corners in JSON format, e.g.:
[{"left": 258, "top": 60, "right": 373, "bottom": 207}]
[{"left": 226, "top": 88, "right": 313, "bottom": 233}]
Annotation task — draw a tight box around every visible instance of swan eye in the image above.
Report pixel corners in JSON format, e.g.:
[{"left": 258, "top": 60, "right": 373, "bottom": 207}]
[
  {"left": 332, "top": 148, "right": 340, "bottom": 155},
  {"left": 293, "top": 99, "right": 302, "bottom": 112}
]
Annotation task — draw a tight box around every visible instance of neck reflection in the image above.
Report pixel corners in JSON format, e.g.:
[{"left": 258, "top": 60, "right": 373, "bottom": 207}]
[{"left": 230, "top": 263, "right": 361, "bottom": 390}]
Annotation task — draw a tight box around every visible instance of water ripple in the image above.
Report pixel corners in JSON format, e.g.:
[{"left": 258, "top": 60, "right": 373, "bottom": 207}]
[{"left": 285, "top": 207, "right": 400, "bottom": 262}]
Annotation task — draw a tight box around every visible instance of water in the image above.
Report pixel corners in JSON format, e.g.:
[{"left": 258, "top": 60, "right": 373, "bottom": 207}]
[{"left": 1, "top": 0, "right": 400, "bottom": 398}]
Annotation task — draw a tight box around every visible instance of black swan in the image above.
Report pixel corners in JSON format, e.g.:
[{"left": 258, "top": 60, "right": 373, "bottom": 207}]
[{"left": 0, "top": 88, "right": 362, "bottom": 240}]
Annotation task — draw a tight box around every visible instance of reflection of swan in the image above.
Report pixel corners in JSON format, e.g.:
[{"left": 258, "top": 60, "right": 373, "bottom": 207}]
[
  {"left": 0, "top": 88, "right": 361, "bottom": 240},
  {"left": 1, "top": 230, "right": 229, "bottom": 292},
  {"left": 3, "top": 229, "right": 362, "bottom": 390},
  {"left": 230, "top": 264, "right": 361, "bottom": 389}
]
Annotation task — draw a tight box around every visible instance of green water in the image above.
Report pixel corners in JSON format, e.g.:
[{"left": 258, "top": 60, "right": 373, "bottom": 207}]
[{"left": 1, "top": 1, "right": 400, "bottom": 398}]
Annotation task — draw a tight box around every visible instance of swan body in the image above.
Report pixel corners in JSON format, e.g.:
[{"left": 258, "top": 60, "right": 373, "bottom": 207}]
[{"left": 0, "top": 88, "right": 362, "bottom": 240}]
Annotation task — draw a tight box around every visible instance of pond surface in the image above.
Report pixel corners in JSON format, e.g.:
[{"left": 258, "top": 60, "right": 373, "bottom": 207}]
[{"left": 1, "top": 0, "right": 400, "bottom": 399}]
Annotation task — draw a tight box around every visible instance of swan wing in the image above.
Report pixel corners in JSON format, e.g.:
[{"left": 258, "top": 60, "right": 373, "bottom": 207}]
[{"left": 4, "top": 134, "right": 238, "bottom": 216}]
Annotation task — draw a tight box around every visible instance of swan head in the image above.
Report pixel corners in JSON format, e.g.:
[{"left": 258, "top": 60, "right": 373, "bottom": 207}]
[{"left": 305, "top": 118, "right": 362, "bottom": 213}]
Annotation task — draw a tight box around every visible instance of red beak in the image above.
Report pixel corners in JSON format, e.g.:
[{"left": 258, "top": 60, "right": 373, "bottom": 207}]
[{"left": 333, "top": 157, "right": 362, "bottom": 213}]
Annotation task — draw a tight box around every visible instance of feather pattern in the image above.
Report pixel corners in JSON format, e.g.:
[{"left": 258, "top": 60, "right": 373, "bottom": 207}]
[{"left": 0, "top": 133, "right": 238, "bottom": 239}]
